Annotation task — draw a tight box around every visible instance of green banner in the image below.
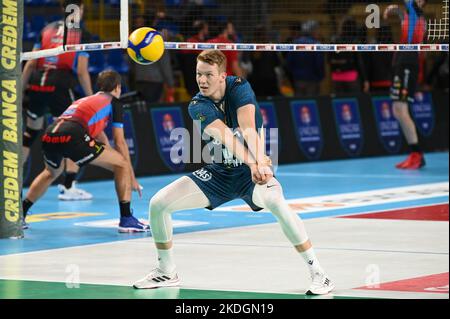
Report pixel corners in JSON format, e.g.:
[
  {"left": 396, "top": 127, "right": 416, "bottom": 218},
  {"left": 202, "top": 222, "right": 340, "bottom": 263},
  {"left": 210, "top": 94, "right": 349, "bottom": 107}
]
[{"left": 0, "top": 0, "right": 23, "bottom": 239}]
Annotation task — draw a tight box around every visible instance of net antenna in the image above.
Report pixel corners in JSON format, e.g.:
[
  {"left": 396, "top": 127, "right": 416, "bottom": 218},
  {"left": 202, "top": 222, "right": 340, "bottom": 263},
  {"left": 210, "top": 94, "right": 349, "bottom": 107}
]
[
  {"left": 21, "top": 0, "right": 129, "bottom": 61},
  {"left": 428, "top": 0, "right": 449, "bottom": 41}
]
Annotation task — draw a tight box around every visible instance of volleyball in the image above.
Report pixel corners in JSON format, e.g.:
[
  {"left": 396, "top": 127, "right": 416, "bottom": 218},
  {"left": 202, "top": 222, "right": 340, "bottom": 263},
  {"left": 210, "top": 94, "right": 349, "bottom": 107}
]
[{"left": 127, "top": 27, "right": 165, "bottom": 65}]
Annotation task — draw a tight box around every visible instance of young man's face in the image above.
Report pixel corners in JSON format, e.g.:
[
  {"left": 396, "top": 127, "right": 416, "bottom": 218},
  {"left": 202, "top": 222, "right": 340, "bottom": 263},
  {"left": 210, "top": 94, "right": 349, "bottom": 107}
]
[{"left": 196, "top": 60, "right": 226, "bottom": 97}]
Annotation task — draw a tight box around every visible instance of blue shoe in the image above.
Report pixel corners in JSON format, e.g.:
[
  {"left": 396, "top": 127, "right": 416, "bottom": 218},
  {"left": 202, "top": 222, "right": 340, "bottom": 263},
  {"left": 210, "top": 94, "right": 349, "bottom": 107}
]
[{"left": 118, "top": 215, "right": 150, "bottom": 233}]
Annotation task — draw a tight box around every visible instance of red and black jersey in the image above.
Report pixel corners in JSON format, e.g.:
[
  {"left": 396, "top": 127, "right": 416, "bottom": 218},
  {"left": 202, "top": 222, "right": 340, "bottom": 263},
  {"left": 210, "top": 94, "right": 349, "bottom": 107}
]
[
  {"left": 35, "top": 20, "right": 92, "bottom": 70},
  {"left": 394, "top": 0, "right": 427, "bottom": 66},
  {"left": 28, "top": 21, "right": 91, "bottom": 90},
  {"left": 59, "top": 92, "right": 124, "bottom": 138},
  {"left": 399, "top": 0, "right": 426, "bottom": 45}
]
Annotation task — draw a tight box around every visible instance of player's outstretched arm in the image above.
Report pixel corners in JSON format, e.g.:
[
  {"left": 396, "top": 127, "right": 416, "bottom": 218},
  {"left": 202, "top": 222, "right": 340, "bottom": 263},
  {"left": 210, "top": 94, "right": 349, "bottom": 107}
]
[
  {"left": 21, "top": 59, "right": 37, "bottom": 92},
  {"left": 112, "top": 126, "right": 142, "bottom": 197},
  {"left": 237, "top": 104, "right": 273, "bottom": 181},
  {"left": 237, "top": 104, "right": 266, "bottom": 165},
  {"left": 76, "top": 54, "right": 93, "bottom": 96},
  {"left": 204, "top": 119, "right": 256, "bottom": 165},
  {"left": 204, "top": 119, "right": 264, "bottom": 184}
]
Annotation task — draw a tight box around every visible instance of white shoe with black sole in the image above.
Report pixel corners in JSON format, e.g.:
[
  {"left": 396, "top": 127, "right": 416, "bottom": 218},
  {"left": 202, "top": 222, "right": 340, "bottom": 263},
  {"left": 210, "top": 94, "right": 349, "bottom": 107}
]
[
  {"left": 306, "top": 272, "right": 335, "bottom": 295},
  {"left": 133, "top": 268, "right": 181, "bottom": 289}
]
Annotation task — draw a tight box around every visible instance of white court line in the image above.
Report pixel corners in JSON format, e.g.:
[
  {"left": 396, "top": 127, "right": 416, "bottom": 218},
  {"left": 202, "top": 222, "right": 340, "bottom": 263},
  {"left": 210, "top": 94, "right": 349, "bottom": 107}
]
[
  {"left": 277, "top": 172, "right": 447, "bottom": 179},
  {"left": 168, "top": 241, "right": 448, "bottom": 256}
]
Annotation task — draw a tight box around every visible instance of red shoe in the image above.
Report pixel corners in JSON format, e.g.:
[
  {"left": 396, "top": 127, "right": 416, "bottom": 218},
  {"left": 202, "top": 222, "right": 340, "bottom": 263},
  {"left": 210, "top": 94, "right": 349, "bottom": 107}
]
[{"left": 396, "top": 152, "right": 426, "bottom": 170}]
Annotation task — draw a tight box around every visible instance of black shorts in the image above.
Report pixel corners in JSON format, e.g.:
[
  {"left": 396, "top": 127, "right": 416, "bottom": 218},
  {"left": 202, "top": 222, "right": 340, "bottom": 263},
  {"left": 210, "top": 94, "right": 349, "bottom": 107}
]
[
  {"left": 41, "top": 120, "right": 105, "bottom": 169},
  {"left": 390, "top": 63, "right": 419, "bottom": 104},
  {"left": 26, "top": 88, "right": 75, "bottom": 120}
]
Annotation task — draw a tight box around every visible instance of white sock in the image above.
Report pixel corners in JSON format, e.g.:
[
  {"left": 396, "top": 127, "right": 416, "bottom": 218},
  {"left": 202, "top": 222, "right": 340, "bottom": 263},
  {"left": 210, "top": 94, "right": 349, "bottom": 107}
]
[
  {"left": 300, "top": 247, "right": 324, "bottom": 276},
  {"left": 157, "top": 248, "right": 176, "bottom": 273}
]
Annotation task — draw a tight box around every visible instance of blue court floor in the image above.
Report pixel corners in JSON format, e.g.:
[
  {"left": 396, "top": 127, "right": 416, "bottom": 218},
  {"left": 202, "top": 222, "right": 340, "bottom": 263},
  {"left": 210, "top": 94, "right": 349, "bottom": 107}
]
[{"left": 0, "top": 152, "right": 448, "bottom": 299}]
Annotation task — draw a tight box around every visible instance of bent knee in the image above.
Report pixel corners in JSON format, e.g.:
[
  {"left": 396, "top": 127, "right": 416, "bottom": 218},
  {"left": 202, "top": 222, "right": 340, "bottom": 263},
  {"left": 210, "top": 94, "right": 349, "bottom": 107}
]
[
  {"left": 113, "top": 155, "right": 127, "bottom": 169},
  {"left": 149, "top": 192, "right": 169, "bottom": 217},
  {"left": 258, "top": 180, "right": 284, "bottom": 209}
]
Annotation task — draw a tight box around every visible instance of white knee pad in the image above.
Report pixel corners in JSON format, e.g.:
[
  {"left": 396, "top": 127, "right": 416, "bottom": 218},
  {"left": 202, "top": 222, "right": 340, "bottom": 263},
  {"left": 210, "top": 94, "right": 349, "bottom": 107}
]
[
  {"left": 148, "top": 176, "right": 211, "bottom": 244},
  {"left": 149, "top": 190, "right": 173, "bottom": 244},
  {"left": 253, "top": 178, "right": 309, "bottom": 246}
]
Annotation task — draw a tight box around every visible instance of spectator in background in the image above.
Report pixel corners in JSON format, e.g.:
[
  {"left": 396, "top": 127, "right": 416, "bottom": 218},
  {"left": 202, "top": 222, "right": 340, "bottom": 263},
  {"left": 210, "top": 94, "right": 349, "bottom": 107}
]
[
  {"left": 242, "top": 25, "right": 281, "bottom": 98},
  {"left": 425, "top": 51, "right": 449, "bottom": 92},
  {"left": 286, "top": 20, "right": 325, "bottom": 97},
  {"left": 208, "top": 20, "right": 244, "bottom": 77},
  {"left": 328, "top": 17, "right": 369, "bottom": 95},
  {"left": 131, "top": 47, "right": 176, "bottom": 105},
  {"left": 179, "top": 20, "right": 210, "bottom": 97},
  {"left": 364, "top": 25, "right": 394, "bottom": 94},
  {"left": 129, "top": 15, "right": 176, "bottom": 104}
]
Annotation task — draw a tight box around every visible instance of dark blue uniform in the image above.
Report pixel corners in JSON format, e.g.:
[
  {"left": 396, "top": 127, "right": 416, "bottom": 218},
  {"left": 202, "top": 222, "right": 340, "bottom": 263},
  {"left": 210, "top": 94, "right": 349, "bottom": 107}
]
[{"left": 187, "top": 76, "right": 264, "bottom": 211}]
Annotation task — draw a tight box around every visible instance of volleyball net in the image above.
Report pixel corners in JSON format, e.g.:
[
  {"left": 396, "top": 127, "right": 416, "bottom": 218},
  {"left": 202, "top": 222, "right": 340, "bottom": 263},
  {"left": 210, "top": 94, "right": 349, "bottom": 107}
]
[{"left": 21, "top": 0, "right": 449, "bottom": 63}]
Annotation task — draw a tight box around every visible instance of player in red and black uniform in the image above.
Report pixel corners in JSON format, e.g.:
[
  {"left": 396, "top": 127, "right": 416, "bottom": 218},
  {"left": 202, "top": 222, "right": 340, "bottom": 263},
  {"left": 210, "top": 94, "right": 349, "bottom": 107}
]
[
  {"left": 384, "top": 0, "right": 427, "bottom": 169},
  {"left": 21, "top": 0, "right": 94, "bottom": 201},
  {"left": 22, "top": 70, "right": 149, "bottom": 233}
]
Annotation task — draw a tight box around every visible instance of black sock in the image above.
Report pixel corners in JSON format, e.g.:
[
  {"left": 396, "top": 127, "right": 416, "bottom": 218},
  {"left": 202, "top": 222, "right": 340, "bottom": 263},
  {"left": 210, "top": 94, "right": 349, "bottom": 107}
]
[
  {"left": 119, "top": 201, "right": 132, "bottom": 217},
  {"left": 64, "top": 172, "right": 77, "bottom": 189},
  {"left": 23, "top": 199, "right": 34, "bottom": 218},
  {"left": 409, "top": 143, "right": 422, "bottom": 153}
]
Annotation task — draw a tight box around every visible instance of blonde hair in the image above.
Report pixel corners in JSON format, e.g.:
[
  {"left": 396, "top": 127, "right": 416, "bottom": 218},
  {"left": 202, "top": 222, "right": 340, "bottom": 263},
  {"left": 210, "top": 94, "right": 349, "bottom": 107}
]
[{"left": 197, "top": 50, "right": 227, "bottom": 73}]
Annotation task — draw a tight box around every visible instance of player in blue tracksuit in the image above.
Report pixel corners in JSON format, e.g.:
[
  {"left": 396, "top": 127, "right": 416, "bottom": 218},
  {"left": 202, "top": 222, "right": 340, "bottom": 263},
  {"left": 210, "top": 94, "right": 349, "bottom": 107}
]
[{"left": 134, "top": 50, "right": 334, "bottom": 295}]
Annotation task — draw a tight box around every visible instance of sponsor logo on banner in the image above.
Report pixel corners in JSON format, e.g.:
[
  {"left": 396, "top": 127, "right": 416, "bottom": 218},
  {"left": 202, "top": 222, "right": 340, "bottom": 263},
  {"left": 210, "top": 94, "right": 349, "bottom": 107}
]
[
  {"left": 165, "top": 43, "right": 177, "bottom": 49},
  {"left": 259, "top": 102, "right": 279, "bottom": 156},
  {"left": 372, "top": 97, "right": 402, "bottom": 153},
  {"left": 420, "top": 45, "right": 440, "bottom": 51},
  {"left": 332, "top": 99, "right": 364, "bottom": 156},
  {"left": 66, "top": 45, "right": 82, "bottom": 51},
  {"left": 291, "top": 100, "right": 323, "bottom": 159},
  {"left": 256, "top": 45, "right": 274, "bottom": 50},
  {"left": 237, "top": 44, "right": 255, "bottom": 50},
  {"left": 105, "top": 110, "right": 138, "bottom": 168},
  {"left": 217, "top": 44, "right": 235, "bottom": 50},
  {"left": 197, "top": 43, "right": 215, "bottom": 50},
  {"left": 399, "top": 45, "right": 418, "bottom": 51},
  {"left": 296, "top": 45, "right": 315, "bottom": 51},
  {"left": 442, "top": 44, "right": 449, "bottom": 51},
  {"left": 276, "top": 45, "right": 295, "bottom": 51},
  {"left": 84, "top": 44, "right": 102, "bottom": 50},
  {"left": 379, "top": 45, "right": 397, "bottom": 51},
  {"left": 151, "top": 107, "right": 186, "bottom": 172},
  {"left": 178, "top": 43, "right": 195, "bottom": 50},
  {"left": 411, "top": 92, "right": 435, "bottom": 137},
  {"left": 357, "top": 45, "right": 376, "bottom": 51},
  {"left": 103, "top": 43, "right": 120, "bottom": 49},
  {"left": 316, "top": 45, "right": 335, "bottom": 51},
  {"left": 336, "top": 45, "right": 355, "bottom": 51}
]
